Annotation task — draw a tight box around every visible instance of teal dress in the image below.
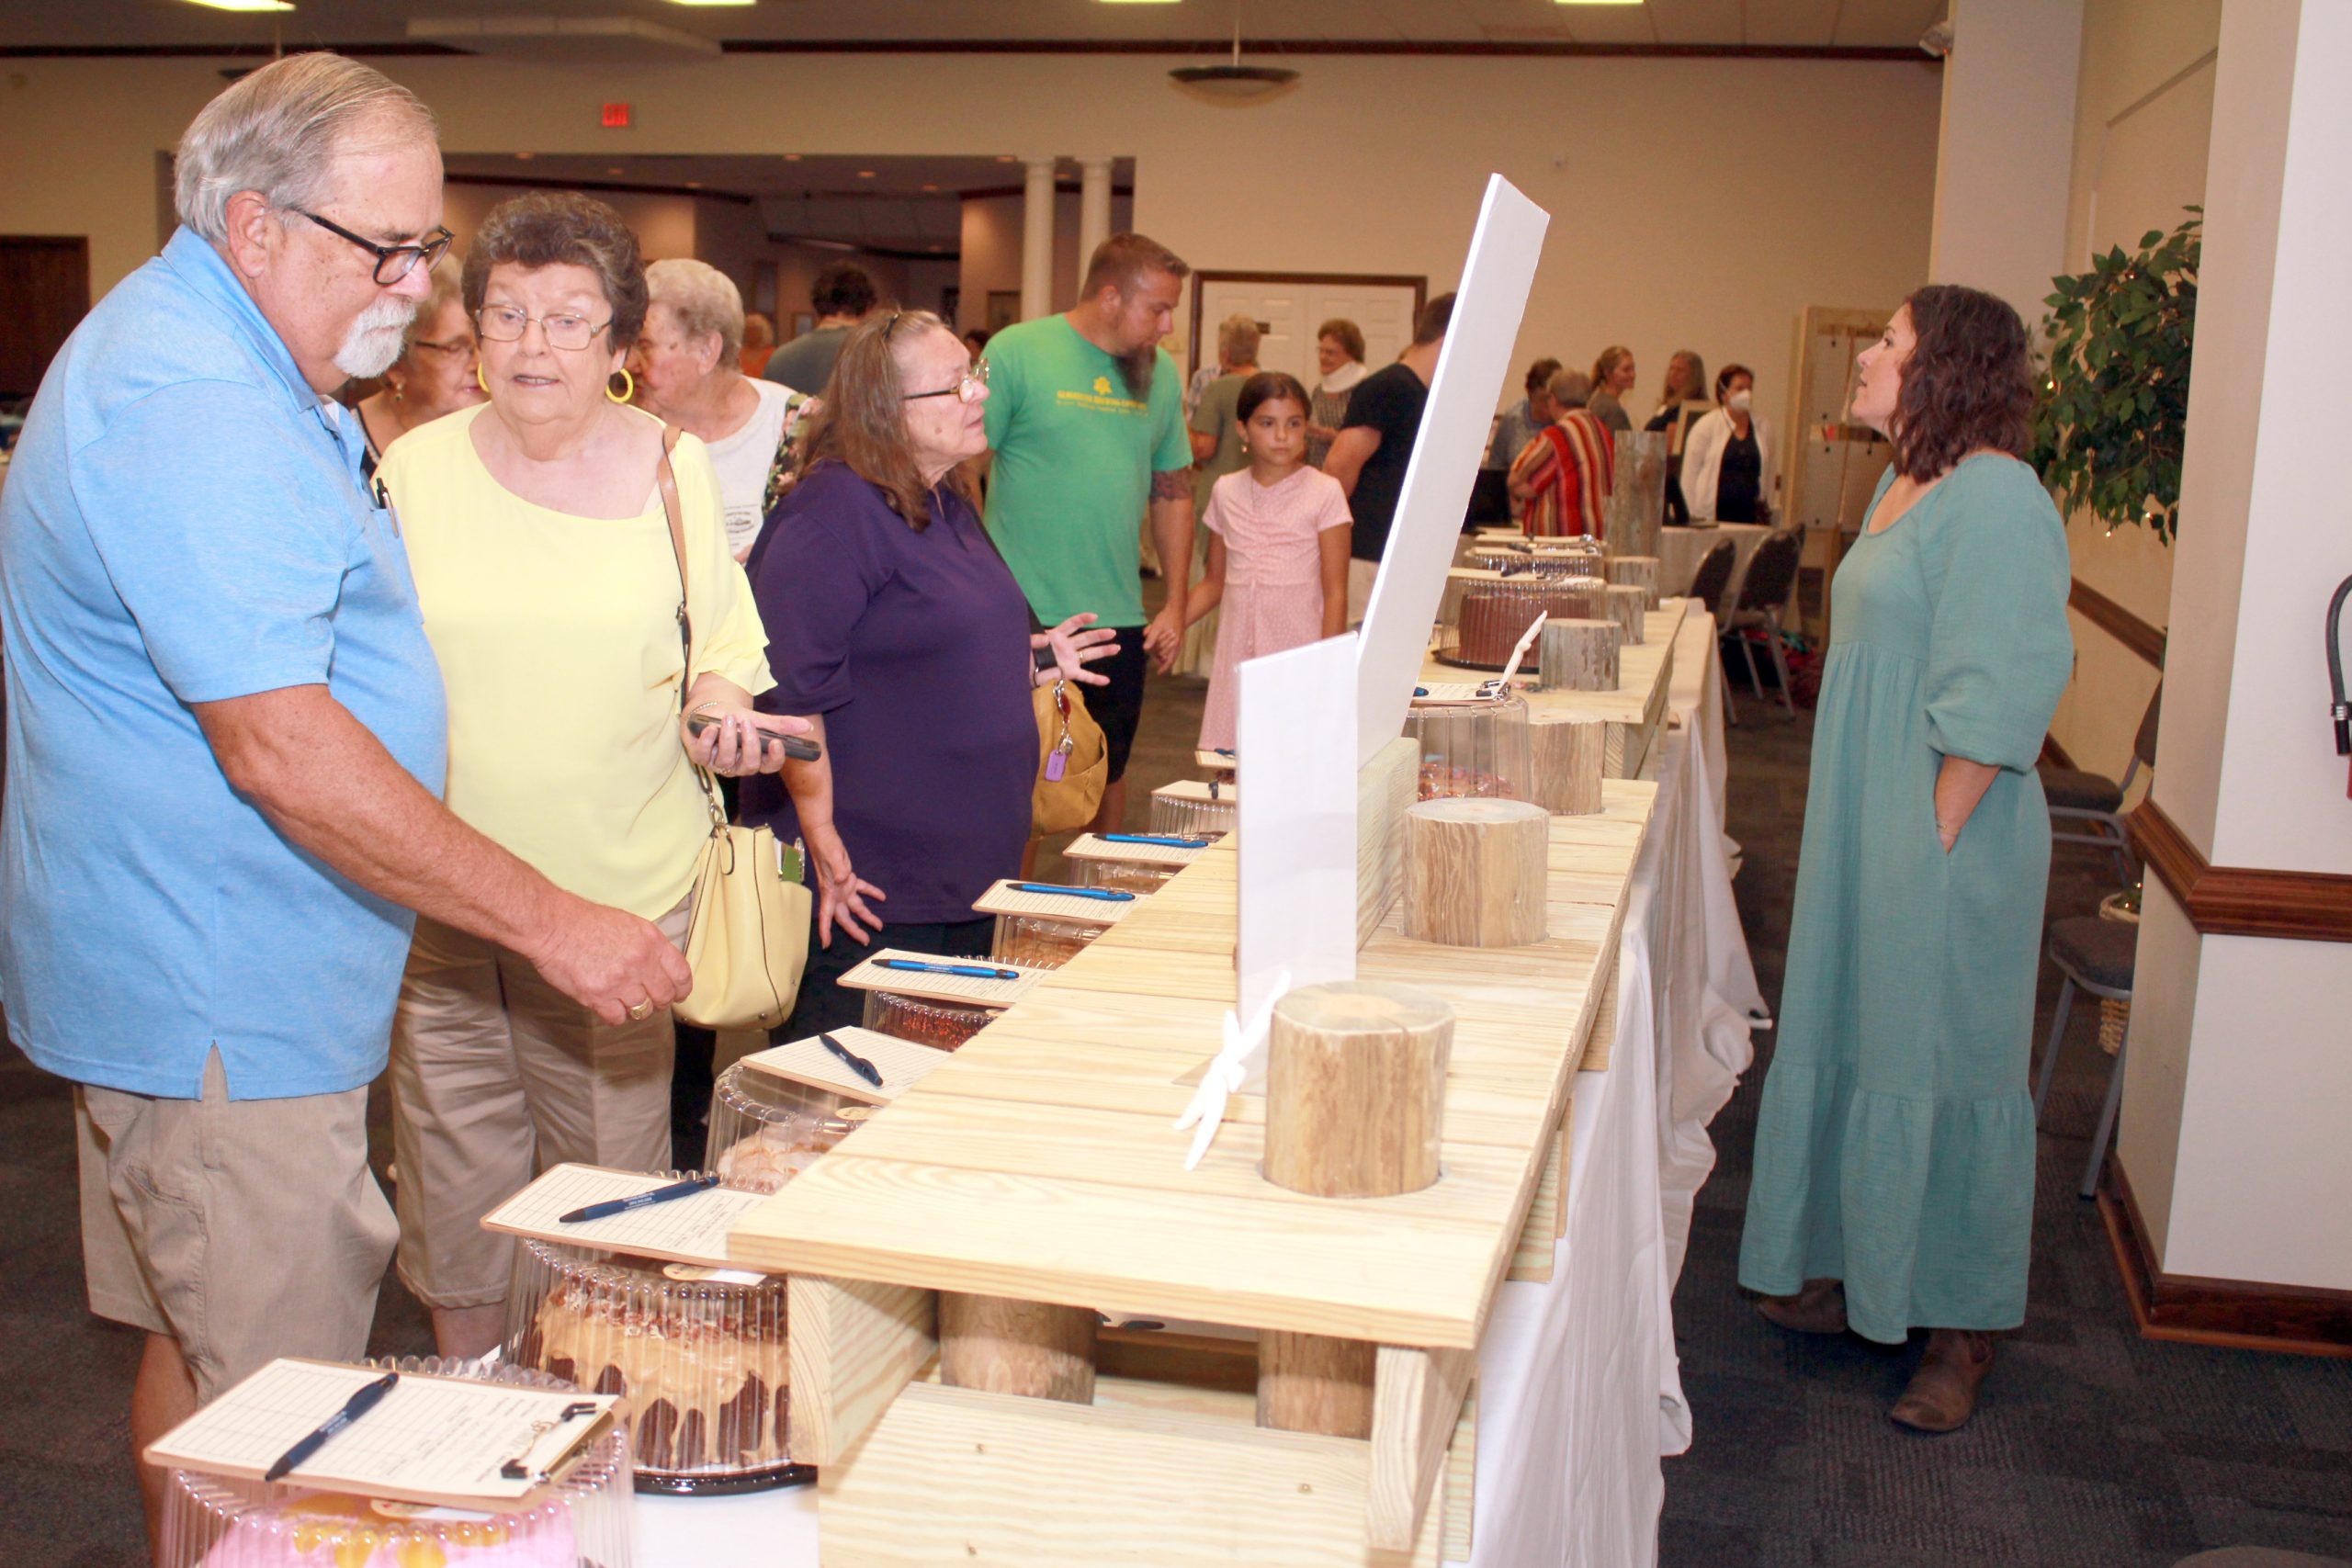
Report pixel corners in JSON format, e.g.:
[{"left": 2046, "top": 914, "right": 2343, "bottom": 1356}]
[{"left": 1737, "top": 455, "right": 2074, "bottom": 1343}]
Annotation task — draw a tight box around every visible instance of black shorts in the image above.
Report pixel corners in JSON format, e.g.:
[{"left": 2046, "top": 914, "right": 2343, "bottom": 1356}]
[{"left": 1086, "top": 637, "right": 1150, "bottom": 784}]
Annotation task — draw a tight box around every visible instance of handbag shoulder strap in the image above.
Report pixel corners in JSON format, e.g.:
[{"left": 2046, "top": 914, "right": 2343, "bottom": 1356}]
[{"left": 653, "top": 424, "right": 727, "bottom": 825}]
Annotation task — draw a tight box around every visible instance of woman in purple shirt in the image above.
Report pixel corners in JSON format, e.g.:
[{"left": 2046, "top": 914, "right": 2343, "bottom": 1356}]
[{"left": 744, "top": 310, "right": 1114, "bottom": 1033}]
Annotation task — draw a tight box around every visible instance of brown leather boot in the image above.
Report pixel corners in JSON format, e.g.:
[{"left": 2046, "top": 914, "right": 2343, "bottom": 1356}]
[
  {"left": 1889, "top": 1328, "right": 1995, "bottom": 1433},
  {"left": 1756, "top": 1278, "right": 1849, "bottom": 1335}
]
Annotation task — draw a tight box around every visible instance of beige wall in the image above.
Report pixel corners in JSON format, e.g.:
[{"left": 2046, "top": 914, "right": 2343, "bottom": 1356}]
[
  {"left": 0, "top": 51, "right": 1941, "bottom": 446},
  {"left": 2043, "top": 0, "right": 2220, "bottom": 776},
  {"left": 955, "top": 186, "right": 1134, "bottom": 338}
]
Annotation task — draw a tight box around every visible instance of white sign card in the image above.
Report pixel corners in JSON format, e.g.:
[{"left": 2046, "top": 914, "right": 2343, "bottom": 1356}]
[
  {"left": 1354, "top": 175, "right": 1553, "bottom": 765},
  {"left": 1236, "top": 631, "right": 1361, "bottom": 1021}
]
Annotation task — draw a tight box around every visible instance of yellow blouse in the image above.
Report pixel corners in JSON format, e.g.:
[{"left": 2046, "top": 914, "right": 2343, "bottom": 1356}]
[{"left": 378, "top": 403, "right": 775, "bottom": 919}]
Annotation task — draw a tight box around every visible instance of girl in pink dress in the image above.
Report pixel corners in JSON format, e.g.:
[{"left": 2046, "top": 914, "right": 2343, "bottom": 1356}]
[{"left": 1183, "top": 372, "right": 1352, "bottom": 750}]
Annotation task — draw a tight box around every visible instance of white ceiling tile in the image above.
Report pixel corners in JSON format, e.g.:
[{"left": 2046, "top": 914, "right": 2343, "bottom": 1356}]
[
  {"left": 1830, "top": 0, "right": 1946, "bottom": 47},
  {"left": 1742, "top": 0, "right": 1845, "bottom": 46}
]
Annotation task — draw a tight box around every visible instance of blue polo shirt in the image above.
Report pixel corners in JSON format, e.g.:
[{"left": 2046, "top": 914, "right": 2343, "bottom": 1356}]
[{"left": 0, "top": 227, "right": 448, "bottom": 1100}]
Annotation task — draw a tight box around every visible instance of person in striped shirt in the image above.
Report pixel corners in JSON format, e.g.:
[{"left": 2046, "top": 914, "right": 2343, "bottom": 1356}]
[{"left": 1507, "top": 367, "right": 1617, "bottom": 537}]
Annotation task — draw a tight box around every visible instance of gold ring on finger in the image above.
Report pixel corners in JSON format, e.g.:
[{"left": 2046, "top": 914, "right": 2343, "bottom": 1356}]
[{"left": 628, "top": 999, "right": 653, "bottom": 1022}]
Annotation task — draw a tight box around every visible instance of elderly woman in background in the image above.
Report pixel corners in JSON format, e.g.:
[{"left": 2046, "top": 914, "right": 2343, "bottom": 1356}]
[
  {"left": 1508, "top": 367, "right": 1615, "bottom": 538},
  {"left": 1739, "top": 285, "right": 2073, "bottom": 1433},
  {"left": 1306, "top": 317, "right": 1367, "bottom": 469},
  {"left": 375, "top": 192, "right": 808, "bottom": 1359},
  {"left": 1645, "top": 349, "right": 1709, "bottom": 525},
  {"left": 1681, "top": 363, "right": 1779, "bottom": 524},
  {"left": 744, "top": 310, "right": 1114, "bottom": 1035},
  {"left": 1587, "top": 344, "right": 1636, "bottom": 434},
  {"left": 633, "top": 257, "right": 815, "bottom": 561},
  {"left": 354, "top": 257, "right": 480, "bottom": 477}
]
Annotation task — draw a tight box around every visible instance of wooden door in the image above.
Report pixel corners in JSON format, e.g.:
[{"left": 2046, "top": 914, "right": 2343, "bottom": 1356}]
[{"left": 0, "top": 236, "right": 91, "bottom": 400}]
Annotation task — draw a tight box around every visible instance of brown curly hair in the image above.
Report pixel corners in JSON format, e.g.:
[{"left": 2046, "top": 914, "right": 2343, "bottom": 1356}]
[
  {"left": 461, "top": 191, "right": 648, "bottom": 353},
  {"left": 1888, "top": 284, "right": 2034, "bottom": 482}
]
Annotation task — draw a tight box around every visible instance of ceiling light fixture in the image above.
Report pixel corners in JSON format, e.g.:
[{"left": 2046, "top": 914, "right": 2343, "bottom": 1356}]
[
  {"left": 856, "top": 170, "right": 876, "bottom": 178},
  {"left": 183, "top": 0, "right": 297, "bottom": 11},
  {"left": 663, "top": 0, "right": 755, "bottom": 7},
  {"left": 1553, "top": 1, "right": 1643, "bottom": 6},
  {"left": 1170, "top": 10, "right": 1299, "bottom": 104}
]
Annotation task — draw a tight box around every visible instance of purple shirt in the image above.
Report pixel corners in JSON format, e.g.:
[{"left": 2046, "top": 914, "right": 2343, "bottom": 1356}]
[{"left": 743, "top": 460, "right": 1035, "bottom": 922}]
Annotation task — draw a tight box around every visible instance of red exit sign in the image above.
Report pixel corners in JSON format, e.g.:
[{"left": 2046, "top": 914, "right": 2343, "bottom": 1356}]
[{"left": 601, "top": 102, "right": 632, "bottom": 129}]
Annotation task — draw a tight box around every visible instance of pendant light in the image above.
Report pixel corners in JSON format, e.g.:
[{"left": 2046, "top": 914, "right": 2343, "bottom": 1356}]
[{"left": 1169, "top": 7, "right": 1298, "bottom": 104}]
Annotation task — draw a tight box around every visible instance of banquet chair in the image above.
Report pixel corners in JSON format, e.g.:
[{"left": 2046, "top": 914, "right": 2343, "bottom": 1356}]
[
  {"left": 2041, "top": 682, "right": 2160, "bottom": 886},
  {"left": 2032, "top": 915, "right": 2136, "bottom": 1199},
  {"left": 1685, "top": 540, "right": 1741, "bottom": 722},
  {"left": 1722, "top": 530, "right": 1802, "bottom": 714}
]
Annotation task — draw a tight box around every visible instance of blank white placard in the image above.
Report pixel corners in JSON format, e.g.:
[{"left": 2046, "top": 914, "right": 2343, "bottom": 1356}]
[
  {"left": 1354, "top": 175, "right": 1552, "bottom": 765},
  {"left": 1237, "top": 631, "right": 1360, "bottom": 1021}
]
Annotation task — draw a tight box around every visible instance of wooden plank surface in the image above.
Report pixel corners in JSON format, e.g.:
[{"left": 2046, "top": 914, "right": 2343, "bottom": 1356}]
[
  {"left": 786, "top": 1274, "right": 936, "bottom": 1465},
  {"left": 1368, "top": 1344, "right": 1476, "bottom": 1550},
  {"left": 731, "top": 779, "right": 1656, "bottom": 1348}
]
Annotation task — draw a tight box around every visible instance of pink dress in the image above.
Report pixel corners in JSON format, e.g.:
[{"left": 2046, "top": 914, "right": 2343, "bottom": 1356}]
[{"left": 1197, "top": 466, "right": 1352, "bottom": 750}]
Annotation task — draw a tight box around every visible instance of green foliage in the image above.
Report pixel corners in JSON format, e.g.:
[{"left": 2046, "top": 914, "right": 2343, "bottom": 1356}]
[{"left": 2029, "top": 208, "right": 2200, "bottom": 544}]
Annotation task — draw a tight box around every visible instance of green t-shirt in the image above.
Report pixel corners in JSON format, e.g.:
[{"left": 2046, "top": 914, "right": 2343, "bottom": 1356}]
[{"left": 982, "top": 315, "right": 1193, "bottom": 628}]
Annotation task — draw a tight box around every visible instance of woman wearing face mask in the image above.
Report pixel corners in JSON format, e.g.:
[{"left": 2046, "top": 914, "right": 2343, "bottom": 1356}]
[{"left": 1679, "top": 364, "right": 1779, "bottom": 525}]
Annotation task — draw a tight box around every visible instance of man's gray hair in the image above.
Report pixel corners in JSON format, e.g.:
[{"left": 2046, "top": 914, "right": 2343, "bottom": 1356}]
[
  {"left": 646, "top": 257, "right": 747, "bottom": 362},
  {"left": 175, "top": 52, "right": 437, "bottom": 243},
  {"left": 1548, "top": 368, "right": 1594, "bottom": 409}
]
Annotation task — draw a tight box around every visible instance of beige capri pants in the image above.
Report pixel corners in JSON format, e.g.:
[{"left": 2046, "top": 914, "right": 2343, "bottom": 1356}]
[{"left": 388, "top": 895, "right": 691, "bottom": 1309}]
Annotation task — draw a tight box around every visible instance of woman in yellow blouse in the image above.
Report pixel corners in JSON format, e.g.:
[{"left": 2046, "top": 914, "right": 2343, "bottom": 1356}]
[{"left": 375, "top": 192, "right": 808, "bottom": 1358}]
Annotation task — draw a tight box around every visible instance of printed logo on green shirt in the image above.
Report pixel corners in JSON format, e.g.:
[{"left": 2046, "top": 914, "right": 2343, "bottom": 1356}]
[{"left": 1056, "top": 377, "right": 1148, "bottom": 414}]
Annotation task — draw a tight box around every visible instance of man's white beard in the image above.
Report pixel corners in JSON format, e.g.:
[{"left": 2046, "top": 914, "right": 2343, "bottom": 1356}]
[{"left": 334, "top": 296, "right": 420, "bottom": 380}]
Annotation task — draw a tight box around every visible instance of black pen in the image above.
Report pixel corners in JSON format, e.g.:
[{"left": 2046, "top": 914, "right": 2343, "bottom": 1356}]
[
  {"left": 876, "top": 957, "right": 1021, "bottom": 981},
  {"left": 264, "top": 1371, "right": 399, "bottom": 1483},
  {"left": 1008, "top": 882, "right": 1135, "bottom": 902},
  {"left": 559, "top": 1173, "right": 719, "bottom": 1224},
  {"left": 818, "top": 1032, "right": 885, "bottom": 1089}
]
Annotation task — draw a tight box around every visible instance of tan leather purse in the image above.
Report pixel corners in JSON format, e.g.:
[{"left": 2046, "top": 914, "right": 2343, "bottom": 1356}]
[
  {"left": 654, "top": 426, "right": 812, "bottom": 1030},
  {"left": 1031, "top": 676, "right": 1108, "bottom": 838}
]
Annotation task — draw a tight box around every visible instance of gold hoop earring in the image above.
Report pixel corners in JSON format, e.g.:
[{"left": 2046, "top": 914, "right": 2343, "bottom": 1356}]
[
  {"left": 606, "top": 367, "right": 635, "bottom": 403},
  {"left": 476, "top": 365, "right": 489, "bottom": 393}
]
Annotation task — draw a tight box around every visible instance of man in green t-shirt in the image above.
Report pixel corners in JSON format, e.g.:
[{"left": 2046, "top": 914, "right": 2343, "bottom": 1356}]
[{"left": 983, "top": 232, "right": 1196, "bottom": 835}]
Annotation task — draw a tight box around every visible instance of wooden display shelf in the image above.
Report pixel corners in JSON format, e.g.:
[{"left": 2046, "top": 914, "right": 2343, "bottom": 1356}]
[
  {"left": 1420, "top": 596, "right": 1688, "bottom": 780},
  {"left": 731, "top": 782, "right": 1655, "bottom": 1561}
]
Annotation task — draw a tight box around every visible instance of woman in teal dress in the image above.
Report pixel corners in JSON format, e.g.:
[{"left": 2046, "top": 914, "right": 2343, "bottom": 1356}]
[{"left": 1737, "top": 285, "right": 2074, "bottom": 1433}]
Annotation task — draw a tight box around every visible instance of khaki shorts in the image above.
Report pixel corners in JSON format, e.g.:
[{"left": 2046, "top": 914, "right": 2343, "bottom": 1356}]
[
  {"left": 388, "top": 897, "right": 690, "bottom": 1308},
  {"left": 1348, "top": 557, "right": 1380, "bottom": 627},
  {"left": 76, "top": 1049, "right": 396, "bottom": 1403}
]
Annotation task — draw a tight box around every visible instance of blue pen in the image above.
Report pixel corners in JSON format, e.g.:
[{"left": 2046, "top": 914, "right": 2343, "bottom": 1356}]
[
  {"left": 559, "top": 1173, "right": 718, "bottom": 1224},
  {"left": 877, "top": 957, "right": 1022, "bottom": 981},
  {"left": 264, "top": 1371, "right": 399, "bottom": 1483},
  {"left": 1102, "top": 833, "right": 1211, "bottom": 849},
  {"left": 1008, "top": 882, "right": 1135, "bottom": 902}
]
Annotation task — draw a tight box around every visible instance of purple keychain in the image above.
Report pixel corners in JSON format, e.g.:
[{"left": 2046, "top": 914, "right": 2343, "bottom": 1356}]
[{"left": 1043, "top": 683, "right": 1073, "bottom": 781}]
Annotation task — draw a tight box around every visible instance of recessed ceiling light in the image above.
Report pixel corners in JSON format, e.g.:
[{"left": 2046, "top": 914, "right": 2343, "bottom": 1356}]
[
  {"left": 1554, "top": 0, "right": 1643, "bottom": 6},
  {"left": 995, "top": 154, "right": 1016, "bottom": 164},
  {"left": 183, "top": 0, "right": 296, "bottom": 10},
  {"left": 514, "top": 152, "right": 535, "bottom": 161},
  {"left": 664, "top": 1, "right": 755, "bottom": 6},
  {"left": 783, "top": 152, "right": 803, "bottom": 162},
  {"left": 856, "top": 170, "right": 876, "bottom": 178},
  {"left": 928, "top": 244, "right": 944, "bottom": 253},
  {"left": 606, "top": 167, "right": 625, "bottom": 175},
  {"left": 921, "top": 183, "right": 939, "bottom": 192},
  {"left": 685, "top": 180, "right": 702, "bottom": 189}
]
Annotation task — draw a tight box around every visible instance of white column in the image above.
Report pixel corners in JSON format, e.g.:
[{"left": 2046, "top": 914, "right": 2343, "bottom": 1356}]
[
  {"left": 1926, "top": 0, "right": 2084, "bottom": 324},
  {"left": 2119, "top": 0, "right": 2352, "bottom": 1292},
  {"left": 1075, "top": 157, "right": 1115, "bottom": 300},
  {"left": 1019, "top": 155, "right": 1057, "bottom": 324}
]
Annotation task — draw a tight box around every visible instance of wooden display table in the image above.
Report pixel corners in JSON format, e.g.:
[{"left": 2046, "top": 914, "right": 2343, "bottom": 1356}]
[
  {"left": 1419, "top": 597, "right": 1689, "bottom": 782},
  {"left": 729, "top": 780, "right": 1657, "bottom": 1565}
]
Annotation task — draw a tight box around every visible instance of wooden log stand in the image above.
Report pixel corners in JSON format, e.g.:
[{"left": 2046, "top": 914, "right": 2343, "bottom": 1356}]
[
  {"left": 1605, "top": 553, "right": 1660, "bottom": 608},
  {"left": 1538, "top": 616, "right": 1619, "bottom": 693},
  {"left": 1402, "top": 798, "right": 1550, "bottom": 948},
  {"left": 1529, "top": 712, "right": 1607, "bottom": 815},
  {"left": 939, "top": 1293, "right": 1098, "bottom": 1403},
  {"left": 1605, "top": 583, "right": 1648, "bottom": 645},
  {"left": 1258, "top": 1329, "right": 1377, "bottom": 1438},
  {"left": 1262, "top": 980, "right": 1453, "bottom": 1200}
]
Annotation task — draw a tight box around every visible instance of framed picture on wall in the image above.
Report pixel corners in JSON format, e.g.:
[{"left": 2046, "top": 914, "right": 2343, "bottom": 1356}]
[{"left": 986, "top": 290, "right": 1021, "bottom": 333}]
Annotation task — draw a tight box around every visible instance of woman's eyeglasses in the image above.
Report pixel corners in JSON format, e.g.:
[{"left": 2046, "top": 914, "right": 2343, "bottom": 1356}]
[
  {"left": 903, "top": 358, "right": 990, "bottom": 405},
  {"left": 296, "top": 209, "right": 455, "bottom": 286},
  {"left": 474, "top": 305, "right": 613, "bottom": 353}
]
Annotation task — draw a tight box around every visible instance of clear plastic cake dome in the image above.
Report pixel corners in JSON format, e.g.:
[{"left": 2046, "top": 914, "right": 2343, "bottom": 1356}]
[
  {"left": 990, "top": 912, "right": 1103, "bottom": 970},
  {"left": 705, "top": 1061, "right": 871, "bottom": 1195},
  {"left": 860, "top": 990, "right": 997, "bottom": 1050},
  {"left": 1403, "top": 694, "right": 1534, "bottom": 803},
  {"left": 162, "top": 1357, "right": 635, "bottom": 1567}
]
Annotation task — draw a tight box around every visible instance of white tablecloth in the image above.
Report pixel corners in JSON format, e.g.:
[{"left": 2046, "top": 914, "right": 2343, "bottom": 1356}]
[
  {"left": 638, "top": 608, "right": 1763, "bottom": 1568},
  {"left": 1658, "top": 522, "right": 1770, "bottom": 606},
  {"left": 1457, "top": 607, "right": 1763, "bottom": 1568}
]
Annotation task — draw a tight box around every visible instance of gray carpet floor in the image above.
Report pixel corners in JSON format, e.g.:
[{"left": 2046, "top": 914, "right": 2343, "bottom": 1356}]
[
  {"left": 6, "top": 640, "right": 2348, "bottom": 1564},
  {"left": 1661, "top": 697, "right": 2352, "bottom": 1567}
]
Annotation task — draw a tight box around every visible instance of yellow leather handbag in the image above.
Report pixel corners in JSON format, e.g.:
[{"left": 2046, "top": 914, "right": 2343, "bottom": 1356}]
[
  {"left": 654, "top": 425, "right": 812, "bottom": 1030},
  {"left": 1031, "top": 677, "right": 1108, "bottom": 838}
]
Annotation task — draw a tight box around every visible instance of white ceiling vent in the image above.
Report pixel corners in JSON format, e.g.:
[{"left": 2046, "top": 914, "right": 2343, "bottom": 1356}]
[{"left": 407, "top": 15, "right": 722, "bottom": 62}]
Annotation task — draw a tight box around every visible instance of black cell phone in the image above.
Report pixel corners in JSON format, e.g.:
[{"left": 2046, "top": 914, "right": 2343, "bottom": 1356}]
[{"left": 686, "top": 709, "right": 821, "bottom": 762}]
